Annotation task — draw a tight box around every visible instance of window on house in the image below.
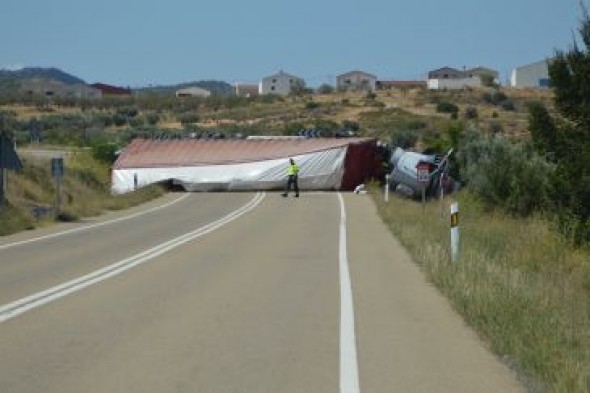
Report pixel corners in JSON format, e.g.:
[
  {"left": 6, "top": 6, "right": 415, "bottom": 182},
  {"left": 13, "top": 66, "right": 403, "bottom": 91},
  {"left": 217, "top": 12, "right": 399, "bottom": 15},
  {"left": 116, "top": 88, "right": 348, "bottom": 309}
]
[
  {"left": 272, "top": 79, "right": 277, "bottom": 83},
  {"left": 271, "top": 86, "right": 276, "bottom": 91}
]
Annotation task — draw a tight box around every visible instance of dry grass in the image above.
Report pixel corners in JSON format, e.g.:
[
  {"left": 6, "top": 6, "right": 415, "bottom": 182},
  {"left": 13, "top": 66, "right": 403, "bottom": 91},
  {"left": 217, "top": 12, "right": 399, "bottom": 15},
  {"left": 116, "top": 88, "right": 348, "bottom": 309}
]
[
  {"left": 1, "top": 150, "right": 164, "bottom": 235},
  {"left": 372, "top": 189, "right": 590, "bottom": 393}
]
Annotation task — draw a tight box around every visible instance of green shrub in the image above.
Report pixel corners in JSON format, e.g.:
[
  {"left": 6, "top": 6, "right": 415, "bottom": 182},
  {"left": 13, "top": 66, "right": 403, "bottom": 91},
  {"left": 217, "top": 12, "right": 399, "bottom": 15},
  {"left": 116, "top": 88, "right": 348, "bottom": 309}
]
[
  {"left": 305, "top": 101, "right": 320, "bottom": 110},
  {"left": 464, "top": 106, "right": 479, "bottom": 119},
  {"left": 91, "top": 142, "right": 119, "bottom": 164},
  {"left": 113, "top": 113, "right": 127, "bottom": 126},
  {"left": 145, "top": 111, "right": 160, "bottom": 125},
  {"left": 457, "top": 131, "right": 555, "bottom": 215},
  {"left": 56, "top": 210, "right": 78, "bottom": 222},
  {"left": 482, "top": 91, "right": 508, "bottom": 105},
  {"left": 178, "top": 112, "right": 199, "bottom": 125},
  {"left": 0, "top": 204, "right": 34, "bottom": 235},
  {"left": 341, "top": 120, "right": 360, "bottom": 131},
  {"left": 500, "top": 100, "right": 516, "bottom": 111},
  {"left": 406, "top": 120, "right": 427, "bottom": 130},
  {"left": 317, "top": 84, "right": 334, "bottom": 94},
  {"left": 390, "top": 129, "right": 418, "bottom": 149},
  {"left": 436, "top": 102, "right": 459, "bottom": 114}
]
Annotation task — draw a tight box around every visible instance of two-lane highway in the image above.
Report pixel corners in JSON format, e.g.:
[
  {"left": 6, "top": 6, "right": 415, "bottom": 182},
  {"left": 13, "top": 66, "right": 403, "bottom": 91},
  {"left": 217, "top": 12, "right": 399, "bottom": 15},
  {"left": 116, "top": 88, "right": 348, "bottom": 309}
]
[{"left": 0, "top": 192, "right": 525, "bottom": 392}]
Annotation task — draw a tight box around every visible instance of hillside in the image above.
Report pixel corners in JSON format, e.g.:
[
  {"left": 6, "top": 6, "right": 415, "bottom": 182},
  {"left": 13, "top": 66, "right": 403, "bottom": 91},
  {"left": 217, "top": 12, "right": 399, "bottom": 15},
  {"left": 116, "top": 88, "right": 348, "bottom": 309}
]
[
  {"left": 0, "top": 86, "right": 552, "bottom": 146},
  {"left": 0, "top": 67, "right": 233, "bottom": 96},
  {"left": 134, "top": 80, "right": 233, "bottom": 95},
  {"left": 0, "top": 67, "right": 86, "bottom": 85}
]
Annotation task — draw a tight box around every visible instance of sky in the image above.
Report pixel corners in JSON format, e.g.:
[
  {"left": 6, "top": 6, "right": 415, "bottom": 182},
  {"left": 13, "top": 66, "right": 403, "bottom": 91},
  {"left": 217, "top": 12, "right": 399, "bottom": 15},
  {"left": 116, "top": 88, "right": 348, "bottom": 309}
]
[{"left": 0, "top": 0, "right": 583, "bottom": 88}]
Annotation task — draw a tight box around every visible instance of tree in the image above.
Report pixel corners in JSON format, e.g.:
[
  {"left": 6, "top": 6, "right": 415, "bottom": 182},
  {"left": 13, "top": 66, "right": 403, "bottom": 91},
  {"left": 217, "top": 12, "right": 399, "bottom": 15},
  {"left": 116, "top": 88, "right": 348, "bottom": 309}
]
[
  {"left": 550, "top": 5, "right": 590, "bottom": 127},
  {"left": 317, "top": 84, "right": 334, "bottom": 94},
  {"left": 527, "top": 102, "right": 558, "bottom": 160},
  {"left": 289, "top": 80, "right": 310, "bottom": 96},
  {"left": 528, "top": 4, "right": 590, "bottom": 243}
]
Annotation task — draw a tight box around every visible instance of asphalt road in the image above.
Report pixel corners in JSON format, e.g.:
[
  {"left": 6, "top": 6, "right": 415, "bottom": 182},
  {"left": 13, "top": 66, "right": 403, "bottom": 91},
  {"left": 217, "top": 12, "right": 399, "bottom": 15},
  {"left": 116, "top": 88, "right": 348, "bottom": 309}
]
[{"left": 0, "top": 192, "right": 525, "bottom": 393}]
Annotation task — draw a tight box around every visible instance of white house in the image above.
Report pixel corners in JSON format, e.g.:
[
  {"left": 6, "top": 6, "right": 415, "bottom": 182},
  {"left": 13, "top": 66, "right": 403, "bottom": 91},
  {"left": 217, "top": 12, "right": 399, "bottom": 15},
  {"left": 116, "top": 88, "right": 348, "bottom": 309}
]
[
  {"left": 510, "top": 60, "right": 550, "bottom": 88},
  {"left": 175, "top": 86, "right": 211, "bottom": 98},
  {"left": 336, "top": 70, "right": 377, "bottom": 92},
  {"left": 259, "top": 70, "right": 304, "bottom": 96}
]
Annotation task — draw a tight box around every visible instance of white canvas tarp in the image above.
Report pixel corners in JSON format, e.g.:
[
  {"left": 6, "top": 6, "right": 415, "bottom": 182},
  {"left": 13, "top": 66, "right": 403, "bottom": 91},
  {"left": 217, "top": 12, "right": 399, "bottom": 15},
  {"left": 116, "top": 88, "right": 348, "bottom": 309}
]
[{"left": 111, "top": 147, "right": 347, "bottom": 194}]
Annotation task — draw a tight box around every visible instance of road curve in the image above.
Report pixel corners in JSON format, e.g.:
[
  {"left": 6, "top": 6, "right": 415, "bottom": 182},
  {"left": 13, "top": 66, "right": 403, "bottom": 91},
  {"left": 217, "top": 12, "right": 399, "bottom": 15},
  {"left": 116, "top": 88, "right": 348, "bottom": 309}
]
[{"left": 0, "top": 192, "right": 524, "bottom": 393}]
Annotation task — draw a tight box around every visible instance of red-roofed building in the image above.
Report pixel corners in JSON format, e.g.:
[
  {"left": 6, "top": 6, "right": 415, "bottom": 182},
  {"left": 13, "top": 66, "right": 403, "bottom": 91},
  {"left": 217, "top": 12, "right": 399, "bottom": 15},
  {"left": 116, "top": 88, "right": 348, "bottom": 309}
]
[
  {"left": 376, "top": 80, "right": 427, "bottom": 90},
  {"left": 90, "top": 83, "right": 132, "bottom": 96}
]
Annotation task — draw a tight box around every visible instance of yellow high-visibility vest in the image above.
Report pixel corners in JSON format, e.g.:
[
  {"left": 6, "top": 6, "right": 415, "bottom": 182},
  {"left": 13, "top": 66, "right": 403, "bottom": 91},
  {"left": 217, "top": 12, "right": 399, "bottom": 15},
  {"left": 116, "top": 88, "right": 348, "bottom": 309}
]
[{"left": 287, "top": 164, "right": 299, "bottom": 176}]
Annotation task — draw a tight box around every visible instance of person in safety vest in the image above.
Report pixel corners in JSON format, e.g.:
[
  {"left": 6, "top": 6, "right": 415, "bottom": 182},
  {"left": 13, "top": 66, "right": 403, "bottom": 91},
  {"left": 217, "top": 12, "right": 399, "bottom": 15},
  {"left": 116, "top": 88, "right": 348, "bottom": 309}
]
[{"left": 281, "top": 158, "right": 300, "bottom": 197}]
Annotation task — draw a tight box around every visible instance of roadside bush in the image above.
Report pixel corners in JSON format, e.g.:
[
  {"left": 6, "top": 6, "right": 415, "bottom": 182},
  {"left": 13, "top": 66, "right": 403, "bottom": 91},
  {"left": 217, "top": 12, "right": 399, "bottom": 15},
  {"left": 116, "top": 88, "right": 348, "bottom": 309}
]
[
  {"left": 113, "top": 113, "right": 127, "bottom": 127},
  {"left": 436, "top": 102, "right": 459, "bottom": 114},
  {"left": 341, "top": 120, "right": 360, "bottom": 131},
  {"left": 0, "top": 203, "right": 34, "bottom": 235},
  {"left": 56, "top": 210, "right": 78, "bottom": 222},
  {"left": 91, "top": 142, "right": 119, "bottom": 164},
  {"left": 116, "top": 106, "right": 138, "bottom": 118},
  {"left": 390, "top": 129, "right": 418, "bottom": 149},
  {"left": 178, "top": 112, "right": 200, "bottom": 125},
  {"left": 464, "top": 106, "right": 479, "bottom": 119},
  {"left": 305, "top": 101, "right": 320, "bottom": 110},
  {"left": 481, "top": 91, "right": 508, "bottom": 105},
  {"left": 145, "top": 111, "right": 160, "bottom": 125},
  {"left": 312, "top": 119, "right": 339, "bottom": 133},
  {"left": 457, "top": 131, "right": 555, "bottom": 215},
  {"left": 500, "top": 100, "right": 516, "bottom": 111},
  {"left": 489, "top": 122, "right": 504, "bottom": 134},
  {"left": 406, "top": 120, "right": 427, "bottom": 130},
  {"left": 317, "top": 84, "right": 334, "bottom": 94}
]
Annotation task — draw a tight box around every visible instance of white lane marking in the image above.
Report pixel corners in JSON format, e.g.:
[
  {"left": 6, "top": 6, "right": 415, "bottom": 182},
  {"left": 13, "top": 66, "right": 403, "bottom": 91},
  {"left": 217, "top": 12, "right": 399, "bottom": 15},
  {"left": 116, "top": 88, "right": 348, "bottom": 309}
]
[
  {"left": 0, "top": 193, "right": 190, "bottom": 251},
  {"left": 338, "top": 192, "right": 361, "bottom": 393},
  {"left": 0, "top": 192, "right": 265, "bottom": 323}
]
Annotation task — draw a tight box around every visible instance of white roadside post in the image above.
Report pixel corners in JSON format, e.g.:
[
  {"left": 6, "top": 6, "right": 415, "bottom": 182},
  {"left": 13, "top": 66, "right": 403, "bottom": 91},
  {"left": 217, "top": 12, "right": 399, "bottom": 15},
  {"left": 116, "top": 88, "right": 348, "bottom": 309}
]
[
  {"left": 385, "top": 174, "right": 390, "bottom": 202},
  {"left": 450, "top": 202, "right": 460, "bottom": 262}
]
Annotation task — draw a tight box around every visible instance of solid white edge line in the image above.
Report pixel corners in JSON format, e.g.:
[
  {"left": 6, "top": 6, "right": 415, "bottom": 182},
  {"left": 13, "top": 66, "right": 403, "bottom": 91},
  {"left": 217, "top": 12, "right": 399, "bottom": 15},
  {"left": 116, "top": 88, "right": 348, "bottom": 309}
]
[
  {"left": 0, "top": 193, "right": 191, "bottom": 251},
  {"left": 0, "top": 192, "right": 265, "bottom": 323},
  {"left": 338, "top": 192, "right": 361, "bottom": 393}
]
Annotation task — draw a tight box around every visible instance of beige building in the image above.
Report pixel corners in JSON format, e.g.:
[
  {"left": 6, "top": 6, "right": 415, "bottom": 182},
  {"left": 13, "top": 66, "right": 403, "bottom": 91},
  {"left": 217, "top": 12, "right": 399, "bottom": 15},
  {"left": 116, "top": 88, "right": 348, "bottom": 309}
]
[
  {"left": 427, "top": 66, "right": 499, "bottom": 90},
  {"left": 336, "top": 70, "right": 377, "bottom": 92},
  {"left": 259, "top": 70, "right": 305, "bottom": 96}
]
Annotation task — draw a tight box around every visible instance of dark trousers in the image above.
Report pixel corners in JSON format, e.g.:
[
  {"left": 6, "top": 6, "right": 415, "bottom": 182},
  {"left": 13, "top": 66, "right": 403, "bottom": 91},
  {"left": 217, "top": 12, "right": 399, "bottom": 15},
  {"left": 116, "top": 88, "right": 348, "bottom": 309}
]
[{"left": 284, "top": 175, "right": 299, "bottom": 195}]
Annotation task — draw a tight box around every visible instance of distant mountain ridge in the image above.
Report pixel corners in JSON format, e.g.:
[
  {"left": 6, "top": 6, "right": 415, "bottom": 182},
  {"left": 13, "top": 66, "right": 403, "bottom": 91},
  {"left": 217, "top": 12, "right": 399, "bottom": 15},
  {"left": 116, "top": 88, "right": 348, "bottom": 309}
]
[
  {"left": 0, "top": 67, "right": 86, "bottom": 85},
  {"left": 0, "top": 67, "right": 233, "bottom": 95}
]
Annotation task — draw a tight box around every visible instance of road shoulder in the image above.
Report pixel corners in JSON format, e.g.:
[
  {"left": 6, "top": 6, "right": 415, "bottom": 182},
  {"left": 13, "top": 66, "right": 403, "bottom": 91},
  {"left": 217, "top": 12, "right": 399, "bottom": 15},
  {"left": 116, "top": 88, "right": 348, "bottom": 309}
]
[{"left": 344, "top": 193, "right": 525, "bottom": 393}]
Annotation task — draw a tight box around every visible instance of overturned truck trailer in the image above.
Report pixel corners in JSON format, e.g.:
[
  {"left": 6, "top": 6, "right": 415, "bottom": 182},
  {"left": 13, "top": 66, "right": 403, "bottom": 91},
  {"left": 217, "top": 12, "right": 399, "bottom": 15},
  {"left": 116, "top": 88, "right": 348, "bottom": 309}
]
[{"left": 111, "top": 137, "right": 382, "bottom": 194}]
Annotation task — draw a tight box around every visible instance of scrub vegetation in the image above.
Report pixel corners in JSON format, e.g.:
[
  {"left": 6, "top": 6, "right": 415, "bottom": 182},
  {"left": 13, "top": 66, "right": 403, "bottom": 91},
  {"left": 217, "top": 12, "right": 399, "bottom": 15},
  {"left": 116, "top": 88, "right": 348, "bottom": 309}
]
[
  {"left": 0, "top": 11, "right": 588, "bottom": 393},
  {"left": 372, "top": 190, "right": 590, "bottom": 393},
  {"left": 0, "top": 150, "right": 164, "bottom": 235}
]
